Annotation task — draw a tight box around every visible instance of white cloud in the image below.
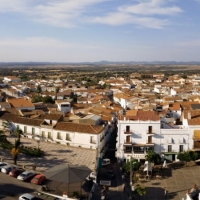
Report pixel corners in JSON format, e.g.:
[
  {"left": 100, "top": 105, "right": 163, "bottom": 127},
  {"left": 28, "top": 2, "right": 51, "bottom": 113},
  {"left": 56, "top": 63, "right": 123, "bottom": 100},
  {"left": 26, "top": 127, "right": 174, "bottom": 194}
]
[
  {"left": 175, "top": 40, "right": 200, "bottom": 47},
  {"left": 92, "top": 0, "right": 182, "bottom": 28},
  {"left": 92, "top": 12, "right": 168, "bottom": 29},
  {"left": 0, "top": 37, "right": 105, "bottom": 62},
  {"left": 0, "top": 0, "right": 183, "bottom": 29},
  {"left": 118, "top": 0, "right": 183, "bottom": 15}
]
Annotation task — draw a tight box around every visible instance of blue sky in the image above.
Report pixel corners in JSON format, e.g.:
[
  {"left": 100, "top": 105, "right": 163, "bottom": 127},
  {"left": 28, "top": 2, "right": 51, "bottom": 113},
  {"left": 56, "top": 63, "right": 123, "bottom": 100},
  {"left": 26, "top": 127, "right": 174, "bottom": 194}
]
[{"left": 0, "top": 0, "right": 200, "bottom": 62}]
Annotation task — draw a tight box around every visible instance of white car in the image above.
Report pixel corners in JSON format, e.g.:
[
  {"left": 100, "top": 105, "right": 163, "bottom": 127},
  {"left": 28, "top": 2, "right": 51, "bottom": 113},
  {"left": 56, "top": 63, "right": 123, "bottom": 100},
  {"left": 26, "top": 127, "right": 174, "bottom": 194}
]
[
  {"left": 0, "top": 162, "right": 8, "bottom": 170},
  {"left": 17, "top": 171, "right": 36, "bottom": 181},
  {"left": 86, "top": 172, "right": 96, "bottom": 181},
  {"left": 1, "top": 165, "right": 16, "bottom": 174},
  {"left": 102, "top": 158, "right": 110, "bottom": 166},
  {"left": 19, "top": 193, "right": 36, "bottom": 200}
]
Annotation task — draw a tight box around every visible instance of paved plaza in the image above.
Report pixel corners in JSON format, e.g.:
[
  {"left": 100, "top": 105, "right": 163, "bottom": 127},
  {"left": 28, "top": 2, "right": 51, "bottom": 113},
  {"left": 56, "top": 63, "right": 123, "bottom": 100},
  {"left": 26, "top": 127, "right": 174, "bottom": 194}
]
[
  {"left": 0, "top": 136, "right": 96, "bottom": 172},
  {"left": 1, "top": 136, "right": 200, "bottom": 200}
]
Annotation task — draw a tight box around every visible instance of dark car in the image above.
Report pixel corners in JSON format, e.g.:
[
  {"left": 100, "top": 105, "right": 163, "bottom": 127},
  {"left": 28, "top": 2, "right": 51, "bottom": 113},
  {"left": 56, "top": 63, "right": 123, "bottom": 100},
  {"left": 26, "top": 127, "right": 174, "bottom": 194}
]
[
  {"left": 9, "top": 168, "right": 25, "bottom": 178},
  {"left": 106, "top": 170, "right": 115, "bottom": 179}
]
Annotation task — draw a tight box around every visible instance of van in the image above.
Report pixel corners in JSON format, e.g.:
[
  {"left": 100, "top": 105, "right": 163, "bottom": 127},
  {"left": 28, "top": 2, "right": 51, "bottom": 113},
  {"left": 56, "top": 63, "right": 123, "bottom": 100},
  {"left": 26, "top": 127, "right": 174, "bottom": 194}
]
[{"left": 102, "top": 158, "right": 110, "bottom": 166}]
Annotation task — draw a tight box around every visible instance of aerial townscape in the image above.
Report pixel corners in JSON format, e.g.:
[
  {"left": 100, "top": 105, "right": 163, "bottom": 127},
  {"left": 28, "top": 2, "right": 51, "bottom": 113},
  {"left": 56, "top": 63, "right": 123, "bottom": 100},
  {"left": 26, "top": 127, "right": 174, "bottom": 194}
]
[
  {"left": 0, "top": 64, "right": 200, "bottom": 200},
  {"left": 1, "top": 0, "right": 200, "bottom": 200}
]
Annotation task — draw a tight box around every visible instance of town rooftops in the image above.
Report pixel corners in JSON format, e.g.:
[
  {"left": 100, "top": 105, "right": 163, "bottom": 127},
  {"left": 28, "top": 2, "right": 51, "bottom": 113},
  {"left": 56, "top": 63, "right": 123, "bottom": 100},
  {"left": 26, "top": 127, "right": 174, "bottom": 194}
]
[
  {"left": 7, "top": 98, "right": 35, "bottom": 108},
  {"left": 0, "top": 113, "right": 43, "bottom": 126},
  {"left": 119, "top": 110, "right": 160, "bottom": 121},
  {"left": 54, "top": 122, "right": 104, "bottom": 134}
]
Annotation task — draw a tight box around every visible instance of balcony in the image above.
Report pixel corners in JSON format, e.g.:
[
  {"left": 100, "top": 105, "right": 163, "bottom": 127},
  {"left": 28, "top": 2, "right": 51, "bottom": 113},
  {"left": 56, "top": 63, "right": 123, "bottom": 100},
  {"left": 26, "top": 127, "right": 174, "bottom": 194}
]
[
  {"left": 146, "top": 140, "right": 154, "bottom": 144},
  {"left": 193, "top": 137, "right": 200, "bottom": 141},
  {"left": 124, "top": 130, "right": 132, "bottom": 134},
  {"left": 146, "top": 130, "right": 155, "bottom": 135}
]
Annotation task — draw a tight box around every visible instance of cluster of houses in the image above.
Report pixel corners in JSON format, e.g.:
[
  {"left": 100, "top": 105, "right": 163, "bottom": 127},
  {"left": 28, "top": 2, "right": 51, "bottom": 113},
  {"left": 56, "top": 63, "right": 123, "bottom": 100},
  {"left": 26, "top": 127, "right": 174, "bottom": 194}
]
[{"left": 1, "top": 74, "right": 200, "bottom": 164}]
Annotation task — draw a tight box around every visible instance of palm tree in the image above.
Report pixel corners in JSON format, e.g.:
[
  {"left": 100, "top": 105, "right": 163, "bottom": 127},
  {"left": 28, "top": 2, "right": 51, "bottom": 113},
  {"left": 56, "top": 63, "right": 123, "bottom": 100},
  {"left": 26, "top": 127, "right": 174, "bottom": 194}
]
[
  {"left": 11, "top": 127, "right": 23, "bottom": 165},
  {"left": 0, "top": 130, "right": 8, "bottom": 145},
  {"left": 11, "top": 139, "right": 21, "bottom": 165},
  {"left": 15, "top": 127, "right": 23, "bottom": 139}
]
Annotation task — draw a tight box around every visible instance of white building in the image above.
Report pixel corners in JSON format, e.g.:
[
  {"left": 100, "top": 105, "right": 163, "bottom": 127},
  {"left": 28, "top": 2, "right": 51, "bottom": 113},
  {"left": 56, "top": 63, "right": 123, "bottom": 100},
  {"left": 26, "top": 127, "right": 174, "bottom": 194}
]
[
  {"left": 116, "top": 111, "right": 160, "bottom": 162},
  {"left": 116, "top": 110, "right": 192, "bottom": 163}
]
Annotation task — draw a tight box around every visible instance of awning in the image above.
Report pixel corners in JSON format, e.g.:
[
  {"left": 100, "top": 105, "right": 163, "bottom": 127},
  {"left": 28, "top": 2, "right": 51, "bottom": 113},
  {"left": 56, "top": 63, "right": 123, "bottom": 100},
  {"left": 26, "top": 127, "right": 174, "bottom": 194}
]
[
  {"left": 164, "top": 152, "right": 177, "bottom": 155},
  {"left": 132, "top": 144, "right": 154, "bottom": 147}
]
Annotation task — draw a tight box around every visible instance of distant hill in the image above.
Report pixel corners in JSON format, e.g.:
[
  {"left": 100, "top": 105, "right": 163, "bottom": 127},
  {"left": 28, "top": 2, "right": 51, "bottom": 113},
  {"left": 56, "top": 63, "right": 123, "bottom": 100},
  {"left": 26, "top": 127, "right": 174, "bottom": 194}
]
[{"left": 0, "top": 61, "right": 200, "bottom": 67}]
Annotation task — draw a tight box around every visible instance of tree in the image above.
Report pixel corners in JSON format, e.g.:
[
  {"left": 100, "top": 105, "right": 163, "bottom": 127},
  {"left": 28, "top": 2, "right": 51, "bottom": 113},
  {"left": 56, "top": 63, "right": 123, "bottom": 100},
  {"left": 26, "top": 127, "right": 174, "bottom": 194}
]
[
  {"left": 177, "top": 150, "right": 199, "bottom": 165},
  {"left": 0, "top": 130, "right": 7, "bottom": 143},
  {"left": 36, "top": 85, "right": 42, "bottom": 93},
  {"left": 135, "top": 184, "right": 146, "bottom": 197},
  {"left": 43, "top": 95, "right": 54, "bottom": 103},
  {"left": 15, "top": 127, "right": 23, "bottom": 139},
  {"left": 146, "top": 150, "right": 161, "bottom": 165},
  {"left": 123, "top": 158, "right": 141, "bottom": 173},
  {"left": 11, "top": 127, "right": 23, "bottom": 165},
  {"left": 11, "top": 139, "right": 21, "bottom": 165}
]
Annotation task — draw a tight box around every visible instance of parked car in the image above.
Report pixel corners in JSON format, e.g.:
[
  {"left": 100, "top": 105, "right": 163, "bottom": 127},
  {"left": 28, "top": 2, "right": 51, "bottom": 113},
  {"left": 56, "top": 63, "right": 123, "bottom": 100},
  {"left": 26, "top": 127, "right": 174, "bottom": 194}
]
[
  {"left": 1, "top": 165, "right": 16, "bottom": 174},
  {"left": 19, "top": 193, "right": 42, "bottom": 200},
  {"left": 17, "top": 171, "right": 36, "bottom": 181},
  {"left": 86, "top": 172, "right": 96, "bottom": 181},
  {"left": 106, "top": 170, "right": 115, "bottom": 179},
  {"left": 0, "top": 162, "right": 8, "bottom": 170},
  {"left": 9, "top": 168, "right": 25, "bottom": 178},
  {"left": 31, "top": 174, "right": 46, "bottom": 185},
  {"left": 102, "top": 159, "right": 110, "bottom": 167}
]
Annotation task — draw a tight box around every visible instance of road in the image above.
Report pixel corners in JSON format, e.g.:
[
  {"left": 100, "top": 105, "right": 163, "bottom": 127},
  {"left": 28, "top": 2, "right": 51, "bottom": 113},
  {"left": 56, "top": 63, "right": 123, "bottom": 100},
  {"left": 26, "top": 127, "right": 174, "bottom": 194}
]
[{"left": 0, "top": 172, "right": 40, "bottom": 200}]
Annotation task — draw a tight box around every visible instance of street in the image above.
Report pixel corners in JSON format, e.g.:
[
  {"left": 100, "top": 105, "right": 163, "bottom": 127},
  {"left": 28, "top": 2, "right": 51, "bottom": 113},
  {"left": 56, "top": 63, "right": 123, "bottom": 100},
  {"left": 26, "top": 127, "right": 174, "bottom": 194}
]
[{"left": 0, "top": 172, "right": 40, "bottom": 199}]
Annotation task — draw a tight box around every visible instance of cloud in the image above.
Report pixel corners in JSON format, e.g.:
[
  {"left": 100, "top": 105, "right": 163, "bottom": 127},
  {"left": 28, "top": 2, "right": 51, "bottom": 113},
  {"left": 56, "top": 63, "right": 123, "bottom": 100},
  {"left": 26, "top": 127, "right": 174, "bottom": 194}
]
[
  {"left": 175, "top": 40, "right": 200, "bottom": 48},
  {"left": 0, "top": 0, "right": 108, "bottom": 28},
  {"left": 91, "top": 0, "right": 182, "bottom": 28},
  {"left": 0, "top": 37, "right": 104, "bottom": 62},
  {"left": 118, "top": 0, "right": 183, "bottom": 16},
  {"left": 0, "top": 0, "right": 183, "bottom": 29},
  {"left": 92, "top": 12, "right": 168, "bottom": 29}
]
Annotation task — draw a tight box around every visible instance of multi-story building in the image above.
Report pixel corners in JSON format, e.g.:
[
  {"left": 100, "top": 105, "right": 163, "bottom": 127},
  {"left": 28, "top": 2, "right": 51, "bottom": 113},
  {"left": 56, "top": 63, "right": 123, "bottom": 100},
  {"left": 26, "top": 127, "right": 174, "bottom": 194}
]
[
  {"left": 116, "top": 110, "right": 191, "bottom": 162},
  {"left": 116, "top": 110, "right": 160, "bottom": 162}
]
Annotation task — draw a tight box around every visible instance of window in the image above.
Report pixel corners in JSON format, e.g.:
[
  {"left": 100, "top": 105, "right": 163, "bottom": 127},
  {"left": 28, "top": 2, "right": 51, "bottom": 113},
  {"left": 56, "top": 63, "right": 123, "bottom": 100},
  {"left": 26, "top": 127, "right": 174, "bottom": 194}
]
[
  {"left": 148, "top": 136, "right": 152, "bottom": 143},
  {"left": 41, "top": 131, "right": 45, "bottom": 138},
  {"left": 126, "top": 126, "right": 130, "bottom": 132},
  {"left": 32, "top": 127, "right": 35, "bottom": 135},
  {"left": 66, "top": 133, "right": 71, "bottom": 141},
  {"left": 168, "top": 145, "right": 172, "bottom": 152},
  {"left": 17, "top": 125, "right": 19, "bottom": 129},
  {"left": 126, "top": 135, "right": 131, "bottom": 143},
  {"left": 148, "top": 126, "right": 152, "bottom": 134},
  {"left": 179, "top": 145, "right": 184, "bottom": 152},
  {"left": 24, "top": 126, "right": 27, "bottom": 133},
  {"left": 125, "top": 146, "right": 132, "bottom": 153},
  {"left": 90, "top": 136, "right": 96, "bottom": 144},
  {"left": 48, "top": 132, "right": 52, "bottom": 139},
  {"left": 57, "top": 132, "right": 62, "bottom": 140}
]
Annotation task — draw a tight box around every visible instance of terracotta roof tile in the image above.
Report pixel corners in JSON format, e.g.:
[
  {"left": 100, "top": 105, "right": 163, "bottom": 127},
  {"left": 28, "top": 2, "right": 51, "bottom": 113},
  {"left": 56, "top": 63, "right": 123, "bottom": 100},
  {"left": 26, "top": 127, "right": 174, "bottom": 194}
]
[{"left": 54, "top": 122, "right": 104, "bottom": 134}]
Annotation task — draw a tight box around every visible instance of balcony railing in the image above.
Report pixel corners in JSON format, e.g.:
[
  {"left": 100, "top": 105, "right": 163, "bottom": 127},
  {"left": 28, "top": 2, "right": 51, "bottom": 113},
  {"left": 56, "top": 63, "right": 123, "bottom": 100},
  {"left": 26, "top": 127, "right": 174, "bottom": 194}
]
[
  {"left": 146, "top": 140, "right": 154, "bottom": 144},
  {"left": 146, "top": 130, "right": 155, "bottom": 134},
  {"left": 124, "top": 130, "right": 132, "bottom": 134},
  {"left": 124, "top": 140, "right": 131, "bottom": 144},
  {"left": 193, "top": 137, "right": 200, "bottom": 141}
]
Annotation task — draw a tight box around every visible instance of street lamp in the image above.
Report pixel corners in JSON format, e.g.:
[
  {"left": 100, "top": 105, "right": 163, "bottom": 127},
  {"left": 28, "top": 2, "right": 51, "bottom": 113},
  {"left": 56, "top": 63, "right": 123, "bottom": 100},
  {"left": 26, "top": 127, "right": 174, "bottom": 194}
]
[
  {"left": 130, "top": 146, "right": 136, "bottom": 186},
  {"left": 36, "top": 138, "right": 40, "bottom": 149}
]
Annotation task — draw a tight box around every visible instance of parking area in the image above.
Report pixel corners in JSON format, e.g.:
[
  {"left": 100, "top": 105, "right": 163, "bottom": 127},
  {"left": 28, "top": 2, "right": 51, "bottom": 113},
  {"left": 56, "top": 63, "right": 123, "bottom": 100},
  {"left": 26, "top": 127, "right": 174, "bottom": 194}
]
[{"left": 1, "top": 136, "right": 96, "bottom": 172}]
